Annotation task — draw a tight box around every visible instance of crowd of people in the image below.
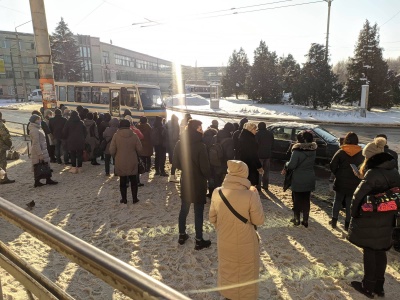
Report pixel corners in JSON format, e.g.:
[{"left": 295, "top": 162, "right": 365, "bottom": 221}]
[{"left": 1, "top": 107, "right": 400, "bottom": 300}]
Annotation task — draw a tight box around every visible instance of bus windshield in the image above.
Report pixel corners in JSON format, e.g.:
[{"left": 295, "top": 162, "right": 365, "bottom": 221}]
[{"left": 138, "top": 87, "right": 163, "bottom": 109}]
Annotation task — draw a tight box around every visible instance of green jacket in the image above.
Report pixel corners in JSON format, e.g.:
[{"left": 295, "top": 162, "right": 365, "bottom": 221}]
[{"left": 0, "top": 121, "right": 12, "bottom": 151}]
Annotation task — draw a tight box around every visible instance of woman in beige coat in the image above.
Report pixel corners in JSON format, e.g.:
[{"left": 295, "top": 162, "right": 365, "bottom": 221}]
[
  {"left": 210, "top": 160, "right": 265, "bottom": 300},
  {"left": 109, "top": 119, "right": 143, "bottom": 204}
]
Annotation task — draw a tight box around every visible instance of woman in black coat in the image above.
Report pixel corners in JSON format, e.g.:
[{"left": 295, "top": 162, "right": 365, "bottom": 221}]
[
  {"left": 62, "top": 111, "right": 87, "bottom": 174},
  {"left": 348, "top": 137, "right": 400, "bottom": 298},
  {"left": 237, "top": 122, "right": 262, "bottom": 186}
]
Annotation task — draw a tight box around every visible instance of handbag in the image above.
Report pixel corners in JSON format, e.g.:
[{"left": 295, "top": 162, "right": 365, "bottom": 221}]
[
  {"left": 33, "top": 160, "right": 52, "bottom": 180},
  {"left": 218, "top": 188, "right": 257, "bottom": 230},
  {"left": 82, "top": 150, "right": 90, "bottom": 162},
  {"left": 283, "top": 153, "right": 307, "bottom": 192}
]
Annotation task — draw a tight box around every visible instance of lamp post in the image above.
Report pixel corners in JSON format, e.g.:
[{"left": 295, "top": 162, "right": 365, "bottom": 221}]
[
  {"left": 324, "top": 0, "right": 333, "bottom": 61},
  {"left": 15, "top": 20, "right": 32, "bottom": 102}
]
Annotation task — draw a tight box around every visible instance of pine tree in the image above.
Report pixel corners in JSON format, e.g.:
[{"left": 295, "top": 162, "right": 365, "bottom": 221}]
[
  {"left": 50, "top": 18, "right": 82, "bottom": 81},
  {"left": 247, "top": 41, "right": 281, "bottom": 103},
  {"left": 346, "top": 20, "right": 391, "bottom": 109},
  {"left": 221, "top": 48, "right": 250, "bottom": 99},
  {"left": 333, "top": 59, "right": 349, "bottom": 84},
  {"left": 278, "top": 54, "right": 300, "bottom": 94},
  {"left": 292, "top": 43, "right": 339, "bottom": 109}
]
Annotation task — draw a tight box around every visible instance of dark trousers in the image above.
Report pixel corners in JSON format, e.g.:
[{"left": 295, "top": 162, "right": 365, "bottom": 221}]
[
  {"left": 178, "top": 200, "right": 205, "bottom": 240},
  {"left": 104, "top": 154, "right": 112, "bottom": 174},
  {"left": 141, "top": 156, "right": 151, "bottom": 172},
  {"left": 259, "top": 158, "right": 271, "bottom": 189},
  {"left": 293, "top": 191, "right": 311, "bottom": 221},
  {"left": 154, "top": 145, "right": 166, "bottom": 173},
  {"left": 363, "top": 248, "right": 387, "bottom": 291},
  {"left": 119, "top": 175, "right": 138, "bottom": 201},
  {"left": 48, "top": 144, "right": 56, "bottom": 161},
  {"left": 70, "top": 150, "right": 83, "bottom": 168},
  {"left": 332, "top": 191, "right": 352, "bottom": 222}
]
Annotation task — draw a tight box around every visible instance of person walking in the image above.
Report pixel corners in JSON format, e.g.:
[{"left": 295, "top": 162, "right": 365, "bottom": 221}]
[
  {"left": 329, "top": 132, "right": 363, "bottom": 231},
  {"left": 165, "top": 114, "right": 180, "bottom": 183},
  {"left": 348, "top": 137, "right": 400, "bottom": 298},
  {"left": 0, "top": 111, "right": 15, "bottom": 184},
  {"left": 109, "top": 119, "right": 143, "bottom": 204},
  {"left": 237, "top": 122, "right": 263, "bottom": 187},
  {"left": 102, "top": 118, "right": 119, "bottom": 176},
  {"left": 152, "top": 116, "right": 168, "bottom": 176},
  {"left": 28, "top": 114, "right": 58, "bottom": 187},
  {"left": 210, "top": 160, "right": 265, "bottom": 300},
  {"left": 83, "top": 112, "right": 100, "bottom": 165},
  {"left": 136, "top": 116, "right": 153, "bottom": 173},
  {"left": 282, "top": 130, "right": 317, "bottom": 227},
  {"left": 49, "top": 109, "right": 67, "bottom": 164},
  {"left": 255, "top": 122, "right": 274, "bottom": 191},
  {"left": 63, "top": 111, "right": 86, "bottom": 174},
  {"left": 173, "top": 119, "right": 211, "bottom": 250}
]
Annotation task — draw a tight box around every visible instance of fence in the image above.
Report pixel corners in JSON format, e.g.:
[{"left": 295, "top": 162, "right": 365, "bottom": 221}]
[
  {"left": 5, "top": 121, "right": 29, "bottom": 141},
  {"left": 0, "top": 197, "right": 191, "bottom": 300}
]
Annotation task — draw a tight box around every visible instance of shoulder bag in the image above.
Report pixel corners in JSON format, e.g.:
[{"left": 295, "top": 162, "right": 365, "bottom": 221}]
[
  {"left": 283, "top": 153, "right": 307, "bottom": 192},
  {"left": 218, "top": 188, "right": 257, "bottom": 230}
]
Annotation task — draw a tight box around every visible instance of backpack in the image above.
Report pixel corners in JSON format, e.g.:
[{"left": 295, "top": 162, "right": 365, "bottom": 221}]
[{"left": 209, "top": 140, "right": 227, "bottom": 167}]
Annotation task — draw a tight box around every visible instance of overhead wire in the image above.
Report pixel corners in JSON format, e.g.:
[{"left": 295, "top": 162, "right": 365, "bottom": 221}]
[
  {"left": 380, "top": 8, "right": 400, "bottom": 28},
  {"left": 74, "top": 1, "right": 106, "bottom": 26}
]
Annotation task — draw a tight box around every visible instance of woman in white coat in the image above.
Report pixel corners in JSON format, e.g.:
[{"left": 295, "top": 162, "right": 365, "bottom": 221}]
[
  {"left": 29, "top": 114, "right": 58, "bottom": 187},
  {"left": 210, "top": 160, "right": 265, "bottom": 300}
]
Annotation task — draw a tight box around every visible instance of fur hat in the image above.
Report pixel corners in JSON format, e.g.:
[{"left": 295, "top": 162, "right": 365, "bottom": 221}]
[
  {"left": 29, "top": 114, "right": 41, "bottom": 123},
  {"left": 362, "top": 137, "right": 386, "bottom": 159},
  {"left": 227, "top": 160, "right": 248, "bottom": 178}
]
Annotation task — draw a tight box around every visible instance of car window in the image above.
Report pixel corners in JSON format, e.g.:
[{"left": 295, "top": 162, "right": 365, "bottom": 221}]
[
  {"left": 271, "top": 127, "right": 293, "bottom": 140},
  {"left": 314, "top": 127, "right": 337, "bottom": 143}
]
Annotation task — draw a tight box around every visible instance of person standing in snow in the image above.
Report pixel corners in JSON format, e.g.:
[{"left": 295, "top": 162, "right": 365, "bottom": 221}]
[
  {"left": 255, "top": 122, "right": 274, "bottom": 191},
  {"left": 329, "top": 132, "right": 363, "bottom": 231}
]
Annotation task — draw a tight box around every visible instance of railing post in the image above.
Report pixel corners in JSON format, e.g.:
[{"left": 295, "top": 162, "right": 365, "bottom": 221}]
[
  {"left": 0, "top": 275, "right": 3, "bottom": 300},
  {"left": 23, "top": 124, "right": 27, "bottom": 141}
]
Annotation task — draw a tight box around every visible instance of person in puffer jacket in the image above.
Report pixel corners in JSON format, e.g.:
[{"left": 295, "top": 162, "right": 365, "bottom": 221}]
[{"left": 348, "top": 137, "right": 400, "bottom": 298}]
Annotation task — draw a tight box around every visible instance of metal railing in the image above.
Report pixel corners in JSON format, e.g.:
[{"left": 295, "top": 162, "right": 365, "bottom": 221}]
[
  {"left": 5, "top": 120, "right": 29, "bottom": 140},
  {"left": 0, "top": 197, "right": 191, "bottom": 300}
]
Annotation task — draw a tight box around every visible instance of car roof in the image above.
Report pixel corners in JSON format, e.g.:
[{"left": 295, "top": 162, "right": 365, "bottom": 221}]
[{"left": 267, "top": 122, "right": 320, "bottom": 129}]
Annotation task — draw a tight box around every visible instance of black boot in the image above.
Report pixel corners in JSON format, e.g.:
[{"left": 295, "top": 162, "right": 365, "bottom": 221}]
[
  {"left": 131, "top": 181, "right": 139, "bottom": 203},
  {"left": 119, "top": 186, "right": 127, "bottom": 204},
  {"left": 34, "top": 179, "right": 45, "bottom": 188},
  {"left": 46, "top": 178, "right": 58, "bottom": 185},
  {"left": 374, "top": 279, "right": 385, "bottom": 297},
  {"left": 351, "top": 281, "right": 374, "bottom": 299},
  {"left": 345, "top": 221, "right": 350, "bottom": 231},
  {"left": 195, "top": 239, "right": 211, "bottom": 250},
  {"left": 301, "top": 217, "right": 309, "bottom": 228},
  {"left": 329, "top": 217, "right": 338, "bottom": 229},
  {"left": 292, "top": 212, "right": 300, "bottom": 226}
]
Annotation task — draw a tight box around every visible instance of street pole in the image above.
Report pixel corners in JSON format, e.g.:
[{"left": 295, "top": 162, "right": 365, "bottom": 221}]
[
  {"left": 9, "top": 49, "right": 18, "bottom": 101},
  {"left": 15, "top": 20, "right": 31, "bottom": 102},
  {"left": 29, "top": 0, "right": 57, "bottom": 109},
  {"left": 325, "top": 0, "right": 332, "bottom": 61}
]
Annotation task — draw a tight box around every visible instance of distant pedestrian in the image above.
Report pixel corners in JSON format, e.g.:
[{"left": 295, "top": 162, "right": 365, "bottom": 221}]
[
  {"left": 83, "top": 113, "right": 100, "bottom": 165},
  {"left": 49, "top": 109, "right": 67, "bottom": 164},
  {"left": 210, "top": 119, "right": 219, "bottom": 131},
  {"left": 109, "top": 119, "right": 143, "bottom": 204},
  {"left": 0, "top": 111, "right": 15, "bottom": 184},
  {"left": 375, "top": 134, "right": 398, "bottom": 169},
  {"left": 210, "top": 160, "right": 265, "bottom": 300},
  {"left": 282, "top": 130, "right": 316, "bottom": 227},
  {"left": 233, "top": 118, "right": 248, "bottom": 159},
  {"left": 255, "top": 122, "right": 274, "bottom": 190},
  {"left": 152, "top": 116, "right": 168, "bottom": 176},
  {"left": 213, "top": 122, "right": 235, "bottom": 187},
  {"left": 173, "top": 119, "right": 211, "bottom": 250},
  {"left": 136, "top": 117, "right": 153, "bottom": 172},
  {"left": 165, "top": 114, "right": 180, "bottom": 183}
]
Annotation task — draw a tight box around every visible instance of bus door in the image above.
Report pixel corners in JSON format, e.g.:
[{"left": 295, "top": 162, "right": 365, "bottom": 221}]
[{"left": 110, "top": 89, "right": 121, "bottom": 117}]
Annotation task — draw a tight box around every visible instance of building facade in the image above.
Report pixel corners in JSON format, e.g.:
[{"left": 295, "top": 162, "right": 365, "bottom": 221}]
[{"left": 0, "top": 30, "right": 224, "bottom": 99}]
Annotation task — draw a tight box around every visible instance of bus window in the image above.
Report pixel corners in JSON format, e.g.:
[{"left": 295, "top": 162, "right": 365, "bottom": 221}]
[
  {"left": 92, "top": 87, "right": 101, "bottom": 104},
  {"left": 67, "top": 86, "right": 75, "bottom": 102},
  {"left": 76, "top": 87, "right": 90, "bottom": 103},
  {"left": 122, "top": 88, "right": 139, "bottom": 109},
  {"left": 100, "top": 88, "right": 109, "bottom": 104},
  {"left": 59, "top": 86, "right": 66, "bottom": 101},
  {"left": 110, "top": 90, "right": 120, "bottom": 116},
  {"left": 138, "top": 87, "right": 163, "bottom": 110}
]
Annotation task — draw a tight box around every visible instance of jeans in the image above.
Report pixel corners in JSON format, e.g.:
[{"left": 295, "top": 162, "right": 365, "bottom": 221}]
[
  {"left": 293, "top": 191, "right": 311, "bottom": 221},
  {"left": 104, "top": 154, "right": 112, "bottom": 174},
  {"left": 154, "top": 145, "right": 167, "bottom": 173},
  {"left": 70, "top": 150, "right": 83, "bottom": 168},
  {"left": 259, "top": 158, "right": 271, "bottom": 189},
  {"left": 363, "top": 248, "right": 387, "bottom": 291},
  {"left": 332, "top": 191, "right": 352, "bottom": 222},
  {"left": 178, "top": 200, "right": 205, "bottom": 240}
]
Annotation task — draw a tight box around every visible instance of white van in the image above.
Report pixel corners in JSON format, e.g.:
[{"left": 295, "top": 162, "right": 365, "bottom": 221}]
[{"left": 28, "top": 89, "right": 42, "bottom": 102}]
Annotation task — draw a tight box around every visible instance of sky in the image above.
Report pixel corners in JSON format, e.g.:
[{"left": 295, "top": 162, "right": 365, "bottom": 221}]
[{"left": 1, "top": 0, "right": 400, "bottom": 67}]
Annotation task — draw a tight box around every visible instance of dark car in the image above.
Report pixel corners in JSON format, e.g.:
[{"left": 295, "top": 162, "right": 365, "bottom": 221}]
[{"left": 266, "top": 122, "right": 340, "bottom": 164}]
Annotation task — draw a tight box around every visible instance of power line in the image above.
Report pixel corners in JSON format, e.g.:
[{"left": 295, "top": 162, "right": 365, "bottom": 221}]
[
  {"left": 74, "top": 1, "right": 106, "bottom": 26},
  {"left": 380, "top": 8, "right": 400, "bottom": 28}
]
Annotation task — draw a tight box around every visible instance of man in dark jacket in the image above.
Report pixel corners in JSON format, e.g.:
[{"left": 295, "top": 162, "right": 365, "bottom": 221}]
[
  {"left": 376, "top": 134, "right": 398, "bottom": 169},
  {"left": 173, "top": 119, "right": 211, "bottom": 250},
  {"left": 214, "top": 122, "right": 235, "bottom": 187},
  {"left": 49, "top": 109, "right": 67, "bottom": 164},
  {"left": 233, "top": 117, "right": 248, "bottom": 159},
  {"left": 255, "top": 122, "right": 274, "bottom": 190}
]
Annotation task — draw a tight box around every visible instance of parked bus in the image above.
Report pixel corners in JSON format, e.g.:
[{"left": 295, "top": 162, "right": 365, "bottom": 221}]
[{"left": 55, "top": 82, "right": 166, "bottom": 122}]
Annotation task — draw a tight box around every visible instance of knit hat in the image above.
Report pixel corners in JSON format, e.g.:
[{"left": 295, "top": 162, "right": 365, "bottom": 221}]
[
  {"left": 362, "top": 137, "right": 386, "bottom": 159},
  {"left": 227, "top": 160, "right": 248, "bottom": 178},
  {"left": 29, "top": 114, "right": 41, "bottom": 123}
]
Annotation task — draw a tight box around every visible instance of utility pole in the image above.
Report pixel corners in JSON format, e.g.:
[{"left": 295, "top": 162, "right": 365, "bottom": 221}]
[
  {"left": 325, "top": 0, "right": 333, "bottom": 61},
  {"left": 9, "top": 49, "right": 18, "bottom": 101},
  {"left": 15, "top": 20, "right": 31, "bottom": 102},
  {"left": 29, "top": 0, "right": 57, "bottom": 109}
]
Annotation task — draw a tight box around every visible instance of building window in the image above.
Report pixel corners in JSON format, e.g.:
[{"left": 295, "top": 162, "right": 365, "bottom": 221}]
[
  {"left": 34, "top": 71, "right": 39, "bottom": 79},
  {"left": 24, "top": 71, "right": 30, "bottom": 79},
  {"left": 6, "top": 71, "right": 13, "bottom": 78},
  {"left": 115, "top": 54, "right": 131, "bottom": 66},
  {"left": 0, "top": 87, "right": 3, "bottom": 95}
]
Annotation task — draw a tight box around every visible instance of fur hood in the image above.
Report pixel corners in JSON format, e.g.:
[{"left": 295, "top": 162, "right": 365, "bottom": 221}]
[
  {"left": 366, "top": 152, "right": 397, "bottom": 170},
  {"left": 292, "top": 142, "right": 317, "bottom": 152}
]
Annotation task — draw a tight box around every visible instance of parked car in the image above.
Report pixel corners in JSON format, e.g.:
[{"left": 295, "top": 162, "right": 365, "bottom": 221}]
[
  {"left": 266, "top": 122, "right": 340, "bottom": 164},
  {"left": 28, "top": 89, "right": 42, "bottom": 102}
]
